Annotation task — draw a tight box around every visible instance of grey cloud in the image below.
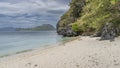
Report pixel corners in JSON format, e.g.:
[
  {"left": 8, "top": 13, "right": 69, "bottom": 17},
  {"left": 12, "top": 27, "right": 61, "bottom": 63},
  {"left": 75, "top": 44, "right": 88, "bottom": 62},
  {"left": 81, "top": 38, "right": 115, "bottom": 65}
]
[{"left": 0, "top": 0, "right": 70, "bottom": 28}]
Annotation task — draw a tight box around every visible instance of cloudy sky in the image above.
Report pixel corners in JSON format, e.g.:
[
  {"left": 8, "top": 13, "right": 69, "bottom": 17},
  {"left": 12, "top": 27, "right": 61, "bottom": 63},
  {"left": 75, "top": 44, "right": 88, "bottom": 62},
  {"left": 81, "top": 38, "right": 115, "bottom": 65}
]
[{"left": 0, "top": 0, "right": 70, "bottom": 28}]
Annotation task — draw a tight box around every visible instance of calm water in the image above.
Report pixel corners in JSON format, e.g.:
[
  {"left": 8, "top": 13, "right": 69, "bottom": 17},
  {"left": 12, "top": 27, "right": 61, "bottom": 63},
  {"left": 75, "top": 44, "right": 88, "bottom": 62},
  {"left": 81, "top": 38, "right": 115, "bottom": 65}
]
[{"left": 0, "top": 31, "right": 63, "bottom": 56}]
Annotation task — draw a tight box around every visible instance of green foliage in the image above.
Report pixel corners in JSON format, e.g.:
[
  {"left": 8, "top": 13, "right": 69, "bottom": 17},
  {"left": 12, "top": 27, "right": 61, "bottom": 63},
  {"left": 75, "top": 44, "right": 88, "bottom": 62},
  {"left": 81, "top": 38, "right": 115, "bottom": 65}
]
[
  {"left": 72, "top": 0, "right": 120, "bottom": 33},
  {"left": 69, "top": 0, "right": 85, "bottom": 19},
  {"left": 58, "top": 0, "right": 120, "bottom": 36},
  {"left": 57, "top": 0, "right": 85, "bottom": 31},
  {"left": 71, "top": 23, "right": 80, "bottom": 32}
]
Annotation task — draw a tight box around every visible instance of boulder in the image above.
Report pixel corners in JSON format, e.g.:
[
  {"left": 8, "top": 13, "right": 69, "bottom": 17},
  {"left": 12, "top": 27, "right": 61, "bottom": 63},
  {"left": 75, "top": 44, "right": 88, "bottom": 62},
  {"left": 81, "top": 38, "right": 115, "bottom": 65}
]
[
  {"left": 57, "top": 25, "right": 78, "bottom": 37},
  {"left": 100, "top": 23, "right": 119, "bottom": 41}
]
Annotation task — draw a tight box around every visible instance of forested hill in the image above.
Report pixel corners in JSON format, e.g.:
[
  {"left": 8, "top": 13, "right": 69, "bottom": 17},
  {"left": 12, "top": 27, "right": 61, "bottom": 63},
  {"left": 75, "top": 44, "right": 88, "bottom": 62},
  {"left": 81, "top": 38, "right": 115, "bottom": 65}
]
[
  {"left": 57, "top": 0, "right": 120, "bottom": 41},
  {"left": 16, "top": 24, "right": 55, "bottom": 31}
]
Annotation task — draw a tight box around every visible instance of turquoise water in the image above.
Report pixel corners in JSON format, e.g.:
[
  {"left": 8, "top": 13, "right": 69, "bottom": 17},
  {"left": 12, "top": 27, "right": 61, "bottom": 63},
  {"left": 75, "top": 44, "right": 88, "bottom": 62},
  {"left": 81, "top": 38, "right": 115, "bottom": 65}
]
[{"left": 0, "top": 31, "right": 63, "bottom": 56}]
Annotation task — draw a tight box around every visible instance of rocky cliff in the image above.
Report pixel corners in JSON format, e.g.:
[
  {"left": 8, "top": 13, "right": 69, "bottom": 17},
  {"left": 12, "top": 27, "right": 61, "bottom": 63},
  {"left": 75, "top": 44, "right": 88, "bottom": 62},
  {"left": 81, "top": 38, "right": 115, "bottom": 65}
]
[{"left": 57, "top": 0, "right": 120, "bottom": 41}]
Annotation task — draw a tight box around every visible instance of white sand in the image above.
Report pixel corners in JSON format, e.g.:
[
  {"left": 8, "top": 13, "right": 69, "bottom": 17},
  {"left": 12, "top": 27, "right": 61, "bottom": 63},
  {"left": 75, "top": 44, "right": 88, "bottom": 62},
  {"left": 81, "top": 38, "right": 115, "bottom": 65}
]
[{"left": 0, "top": 36, "right": 120, "bottom": 68}]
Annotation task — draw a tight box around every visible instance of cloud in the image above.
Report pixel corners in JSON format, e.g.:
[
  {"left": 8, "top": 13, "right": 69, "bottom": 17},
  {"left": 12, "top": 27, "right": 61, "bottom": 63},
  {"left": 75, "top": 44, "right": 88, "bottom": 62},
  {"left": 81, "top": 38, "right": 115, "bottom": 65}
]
[
  {"left": 0, "top": 0, "right": 70, "bottom": 28},
  {"left": 0, "top": 0, "right": 69, "bottom": 15}
]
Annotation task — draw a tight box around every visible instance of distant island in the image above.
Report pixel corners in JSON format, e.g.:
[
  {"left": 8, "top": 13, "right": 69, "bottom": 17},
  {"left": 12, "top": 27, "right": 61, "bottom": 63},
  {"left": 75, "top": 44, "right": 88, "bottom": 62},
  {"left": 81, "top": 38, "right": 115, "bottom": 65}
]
[
  {"left": 0, "top": 24, "right": 55, "bottom": 31},
  {"left": 16, "top": 24, "right": 55, "bottom": 31}
]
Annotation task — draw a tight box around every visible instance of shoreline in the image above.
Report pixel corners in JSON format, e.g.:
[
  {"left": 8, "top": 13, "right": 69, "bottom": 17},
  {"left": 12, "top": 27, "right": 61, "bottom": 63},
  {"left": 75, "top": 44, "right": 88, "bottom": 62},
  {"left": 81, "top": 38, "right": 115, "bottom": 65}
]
[
  {"left": 0, "top": 36, "right": 120, "bottom": 68},
  {"left": 0, "top": 36, "right": 78, "bottom": 59},
  {"left": 0, "top": 42, "right": 59, "bottom": 59}
]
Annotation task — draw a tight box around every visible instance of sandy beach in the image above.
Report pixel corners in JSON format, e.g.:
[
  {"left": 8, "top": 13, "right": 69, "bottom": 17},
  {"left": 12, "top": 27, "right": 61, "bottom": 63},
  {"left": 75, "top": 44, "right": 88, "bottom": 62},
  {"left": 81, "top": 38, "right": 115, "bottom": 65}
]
[{"left": 0, "top": 36, "right": 120, "bottom": 68}]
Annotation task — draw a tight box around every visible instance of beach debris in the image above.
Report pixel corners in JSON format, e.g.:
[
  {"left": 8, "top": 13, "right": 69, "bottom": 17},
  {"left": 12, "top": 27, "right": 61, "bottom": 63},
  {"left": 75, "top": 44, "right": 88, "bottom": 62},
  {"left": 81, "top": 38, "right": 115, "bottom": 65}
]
[
  {"left": 34, "top": 64, "right": 38, "bottom": 67},
  {"left": 25, "top": 62, "right": 31, "bottom": 66}
]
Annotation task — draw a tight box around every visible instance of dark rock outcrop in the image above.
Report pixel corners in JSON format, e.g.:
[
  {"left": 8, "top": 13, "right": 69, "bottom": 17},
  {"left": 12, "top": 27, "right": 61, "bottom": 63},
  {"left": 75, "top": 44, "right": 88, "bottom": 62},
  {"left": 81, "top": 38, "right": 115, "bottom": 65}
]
[
  {"left": 57, "top": 25, "right": 78, "bottom": 37},
  {"left": 100, "top": 23, "right": 120, "bottom": 41}
]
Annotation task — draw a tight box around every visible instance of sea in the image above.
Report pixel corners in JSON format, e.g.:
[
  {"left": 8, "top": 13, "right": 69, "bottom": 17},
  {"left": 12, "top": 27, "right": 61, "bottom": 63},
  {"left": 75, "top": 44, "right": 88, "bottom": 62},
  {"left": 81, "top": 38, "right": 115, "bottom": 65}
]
[{"left": 0, "top": 31, "right": 66, "bottom": 57}]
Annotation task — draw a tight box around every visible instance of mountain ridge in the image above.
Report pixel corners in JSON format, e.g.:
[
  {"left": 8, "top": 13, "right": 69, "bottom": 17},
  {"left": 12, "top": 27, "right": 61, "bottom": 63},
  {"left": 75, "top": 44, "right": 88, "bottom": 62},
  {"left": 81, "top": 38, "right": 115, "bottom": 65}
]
[{"left": 0, "top": 24, "right": 55, "bottom": 31}]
